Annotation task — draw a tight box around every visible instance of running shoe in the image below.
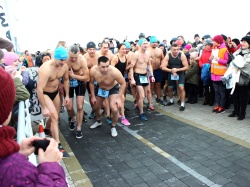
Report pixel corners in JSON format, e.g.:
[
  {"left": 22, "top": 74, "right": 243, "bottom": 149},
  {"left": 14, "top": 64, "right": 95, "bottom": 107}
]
[
  {"left": 76, "top": 130, "right": 83, "bottom": 139},
  {"left": 157, "top": 99, "right": 166, "bottom": 106},
  {"left": 140, "top": 113, "right": 148, "bottom": 121},
  {"left": 212, "top": 105, "right": 220, "bottom": 113},
  {"left": 121, "top": 117, "right": 130, "bottom": 126},
  {"left": 69, "top": 120, "right": 76, "bottom": 131},
  {"left": 111, "top": 127, "right": 118, "bottom": 137},
  {"left": 90, "top": 121, "right": 102, "bottom": 129},
  {"left": 148, "top": 104, "right": 155, "bottom": 111}
]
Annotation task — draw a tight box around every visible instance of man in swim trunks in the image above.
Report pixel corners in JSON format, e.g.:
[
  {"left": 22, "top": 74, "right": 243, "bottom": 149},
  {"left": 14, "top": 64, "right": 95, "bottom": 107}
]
[
  {"left": 148, "top": 36, "right": 165, "bottom": 106},
  {"left": 129, "top": 38, "right": 155, "bottom": 121},
  {"left": 83, "top": 42, "right": 101, "bottom": 119},
  {"left": 66, "top": 44, "right": 89, "bottom": 139},
  {"left": 37, "top": 46, "right": 70, "bottom": 157},
  {"left": 89, "top": 56, "right": 126, "bottom": 137}
]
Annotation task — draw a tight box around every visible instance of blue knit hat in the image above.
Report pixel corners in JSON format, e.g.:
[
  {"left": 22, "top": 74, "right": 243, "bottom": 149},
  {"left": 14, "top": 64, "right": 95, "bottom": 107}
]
[
  {"left": 138, "top": 38, "right": 147, "bottom": 46},
  {"left": 123, "top": 42, "right": 131, "bottom": 49},
  {"left": 150, "top": 36, "right": 157, "bottom": 44},
  {"left": 54, "top": 46, "right": 68, "bottom": 60}
]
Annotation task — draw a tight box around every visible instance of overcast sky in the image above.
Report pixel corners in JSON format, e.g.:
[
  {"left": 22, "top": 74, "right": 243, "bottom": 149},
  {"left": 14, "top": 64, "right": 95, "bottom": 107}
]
[{"left": 4, "top": 0, "right": 250, "bottom": 53}]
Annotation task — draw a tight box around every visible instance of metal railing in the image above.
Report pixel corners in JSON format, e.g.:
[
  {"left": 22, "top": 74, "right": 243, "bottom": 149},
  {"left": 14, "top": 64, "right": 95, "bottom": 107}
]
[{"left": 17, "top": 99, "right": 38, "bottom": 166}]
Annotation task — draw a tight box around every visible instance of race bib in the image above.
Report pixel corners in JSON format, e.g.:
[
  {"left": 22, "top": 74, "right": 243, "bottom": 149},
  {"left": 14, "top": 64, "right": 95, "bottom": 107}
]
[
  {"left": 70, "top": 79, "right": 78, "bottom": 87},
  {"left": 171, "top": 74, "right": 179, "bottom": 80},
  {"left": 94, "top": 81, "right": 98, "bottom": 86},
  {"left": 97, "top": 88, "right": 109, "bottom": 98},
  {"left": 139, "top": 75, "right": 148, "bottom": 84}
]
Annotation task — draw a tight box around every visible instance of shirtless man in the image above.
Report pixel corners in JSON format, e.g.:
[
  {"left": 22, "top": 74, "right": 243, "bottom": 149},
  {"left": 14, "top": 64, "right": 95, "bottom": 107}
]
[
  {"left": 161, "top": 43, "right": 188, "bottom": 111},
  {"left": 96, "top": 41, "right": 114, "bottom": 124},
  {"left": 89, "top": 56, "right": 126, "bottom": 137},
  {"left": 66, "top": 44, "right": 89, "bottom": 139},
  {"left": 37, "top": 46, "right": 70, "bottom": 157},
  {"left": 148, "top": 36, "right": 165, "bottom": 106},
  {"left": 83, "top": 41, "right": 100, "bottom": 119},
  {"left": 130, "top": 38, "right": 155, "bottom": 121}
]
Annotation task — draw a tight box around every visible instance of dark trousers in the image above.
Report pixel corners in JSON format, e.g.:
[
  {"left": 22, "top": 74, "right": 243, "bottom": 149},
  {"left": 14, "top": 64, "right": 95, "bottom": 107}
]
[
  {"left": 213, "top": 81, "right": 226, "bottom": 108},
  {"left": 232, "top": 84, "right": 250, "bottom": 117},
  {"left": 204, "top": 80, "right": 215, "bottom": 103},
  {"left": 187, "top": 83, "right": 198, "bottom": 101}
]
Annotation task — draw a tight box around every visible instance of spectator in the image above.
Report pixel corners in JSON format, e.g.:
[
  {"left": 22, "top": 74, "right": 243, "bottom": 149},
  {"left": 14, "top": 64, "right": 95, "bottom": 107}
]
[
  {"left": 185, "top": 52, "right": 199, "bottom": 104},
  {"left": 192, "top": 34, "right": 202, "bottom": 48},
  {"left": 0, "top": 68, "right": 67, "bottom": 186},
  {"left": 199, "top": 39, "right": 215, "bottom": 106},
  {"left": 228, "top": 36, "right": 250, "bottom": 120},
  {"left": 210, "top": 35, "right": 229, "bottom": 114},
  {"left": 24, "top": 50, "right": 34, "bottom": 67}
]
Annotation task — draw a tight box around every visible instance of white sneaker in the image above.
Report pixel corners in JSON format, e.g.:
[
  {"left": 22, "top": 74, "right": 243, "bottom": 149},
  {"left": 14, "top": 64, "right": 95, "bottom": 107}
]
[
  {"left": 90, "top": 121, "right": 102, "bottom": 129},
  {"left": 111, "top": 127, "right": 118, "bottom": 137}
]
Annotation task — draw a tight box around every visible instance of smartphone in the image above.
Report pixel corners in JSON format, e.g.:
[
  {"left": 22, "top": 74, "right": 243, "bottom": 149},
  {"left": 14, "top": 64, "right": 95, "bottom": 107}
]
[{"left": 17, "top": 63, "right": 22, "bottom": 71}]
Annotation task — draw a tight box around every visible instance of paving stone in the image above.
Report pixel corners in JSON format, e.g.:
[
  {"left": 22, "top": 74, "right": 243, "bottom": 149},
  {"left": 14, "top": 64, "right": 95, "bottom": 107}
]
[
  {"left": 164, "top": 177, "right": 188, "bottom": 187},
  {"left": 132, "top": 183, "right": 149, "bottom": 187},
  {"left": 223, "top": 183, "right": 240, "bottom": 187},
  {"left": 216, "top": 158, "right": 233, "bottom": 167},
  {"left": 108, "top": 178, "right": 130, "bottom": 187},
  {"left": 208, "top": 174, "right": 231, "bottom": 186},
  {"left": 112, "top": 161, "right": 131, "bottom": 172},
  {"left": 173, "top": 171, "right": 191, "bottom": 179},
  {"left": 146, "top": 178, "right": 166, "bottom": 187},
  {"left": 231, "top": 174, "right": 250, "bottom": 187},
  {"left": 179, "top": 175, "right": 208, "bottom": 187},
  {"left": 92, "top": 180, "right": 112, "bottom": 187},
  {"left": 137, "top": 170, "right": 158, "bottom": 182},
  {"left": 148, "top": 164, "right": 168, "bottom": 175},
  {"left": 208, "top": 163, "right": 228, "bottom": 173},
  {"left": 194, "top": 165, "right": 217, "bottom": 178},
  {"left": 126, "top": 159, "right": 144, "bottom": 169},
  {"left": 124, "top": 177, "right": 144, "bottom": 186},
  {"left": 235, "top": 158, "right": 250, "bottom": 170},
  {"left": 235, "top": 168, "right": 250, "bottom": 180},
  {"left": 140, "top": 158, "right": 157, "bottom": 167},
  {"left": 157, "top": 172, "right": 175, "bottom": 181},
  {"left": 184, "top": 159, "right": 203, "bottom": 169},
  {"left": 220, "top": 170, "right": 236, "bottom": 179},
  {"left": 133, "top": 166, "right": 149, "bottom": 174}
]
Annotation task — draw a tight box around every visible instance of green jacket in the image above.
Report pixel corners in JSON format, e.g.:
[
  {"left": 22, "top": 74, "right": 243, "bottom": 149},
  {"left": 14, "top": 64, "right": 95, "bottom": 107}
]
[
  {"left": 14, "top": 77, "right": 30, "bottom": 104},
  {"left": 185, "top": 61, "right": 199, "bottom": 86}
]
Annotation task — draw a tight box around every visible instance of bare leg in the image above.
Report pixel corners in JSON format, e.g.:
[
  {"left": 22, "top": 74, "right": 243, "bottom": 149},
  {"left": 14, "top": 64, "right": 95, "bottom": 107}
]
[{"left": 76, "top": 96, "right": 84, "bottom": 130}]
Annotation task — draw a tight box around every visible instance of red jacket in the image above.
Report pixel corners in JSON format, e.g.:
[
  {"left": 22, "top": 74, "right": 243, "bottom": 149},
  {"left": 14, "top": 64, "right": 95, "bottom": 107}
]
[{"left": 199, "top": 48, "right": 212, "bottom": 68}]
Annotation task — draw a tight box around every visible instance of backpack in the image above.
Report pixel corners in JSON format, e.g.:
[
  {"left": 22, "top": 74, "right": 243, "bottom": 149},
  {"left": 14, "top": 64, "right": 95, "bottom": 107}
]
[{"left": 201, "top": 63, "right": 211, "bottom": 86}]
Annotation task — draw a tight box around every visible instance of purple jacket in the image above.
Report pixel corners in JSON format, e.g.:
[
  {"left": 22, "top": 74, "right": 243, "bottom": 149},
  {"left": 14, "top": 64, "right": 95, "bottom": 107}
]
[{"left": 0, "top": 152, "right": 67, "bottom": 187}]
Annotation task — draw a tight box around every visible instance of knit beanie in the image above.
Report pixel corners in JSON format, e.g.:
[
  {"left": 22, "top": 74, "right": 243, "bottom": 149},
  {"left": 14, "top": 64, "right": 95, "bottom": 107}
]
[
  {"left": 0, "top": 38, "right": 14, "bottom": 52},
  {"left": 184, "top": 44, "right": 192, "bottom": 50},
  {"left": 54, "top": 46, "right": 68, "bottom": 60},
  {"left": 213, "top": 35, "right": 224, "bottom": 44},
  {"left": 241, "top": 36, "right": 250, "bottom": 46},
  {"left": 0, "top": 68, "right": 15, "bottom": 125},
  {"left": 87, "top": 41, "right": 96, "bottom": 49},
  {"left": 3, "top": 51, "right": 19, "bottom": 66},
  {"left": 0, "top": 48, "right": 4, "bottom": 60},
  {"left": 232, "top": 38, "right": 240, "bottom": 46}
]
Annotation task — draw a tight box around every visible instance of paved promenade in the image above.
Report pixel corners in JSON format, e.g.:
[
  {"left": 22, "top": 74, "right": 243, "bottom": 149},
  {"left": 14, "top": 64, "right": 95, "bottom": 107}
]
[{"left": 57, "top": 94, "right": 250, "bottom": 187}]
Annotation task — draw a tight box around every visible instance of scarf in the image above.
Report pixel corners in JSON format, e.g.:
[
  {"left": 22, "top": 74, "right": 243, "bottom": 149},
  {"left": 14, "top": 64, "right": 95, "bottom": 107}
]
[{"left": 0, "top": 125, "right": 20, "bottom": 158}]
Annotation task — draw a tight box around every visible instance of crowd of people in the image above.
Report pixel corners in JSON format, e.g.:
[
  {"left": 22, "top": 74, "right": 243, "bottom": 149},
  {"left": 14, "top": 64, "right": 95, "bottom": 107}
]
[{"left": 0, "top": 31, "right": 250, "bottom": 185}]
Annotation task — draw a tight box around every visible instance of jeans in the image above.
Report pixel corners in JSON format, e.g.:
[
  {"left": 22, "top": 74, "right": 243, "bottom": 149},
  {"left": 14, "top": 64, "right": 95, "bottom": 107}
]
[{"left": 213, "top": 81, "right": 226, "bottom": 108}]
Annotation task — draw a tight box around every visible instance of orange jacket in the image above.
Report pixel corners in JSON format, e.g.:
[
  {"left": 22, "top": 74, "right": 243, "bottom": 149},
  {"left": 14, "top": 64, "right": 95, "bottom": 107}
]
[{"left": 211, "top": 47, "right": 228, "bottom": 76}]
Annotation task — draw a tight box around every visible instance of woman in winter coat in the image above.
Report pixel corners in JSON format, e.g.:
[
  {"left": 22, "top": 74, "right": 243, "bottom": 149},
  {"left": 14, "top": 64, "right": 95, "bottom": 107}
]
[
  {"left": 228, "top": 36, "right": 250, "bottom": 120},
  {"left": 0, "top": 68, "right": 67, "bottom": 187}
]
